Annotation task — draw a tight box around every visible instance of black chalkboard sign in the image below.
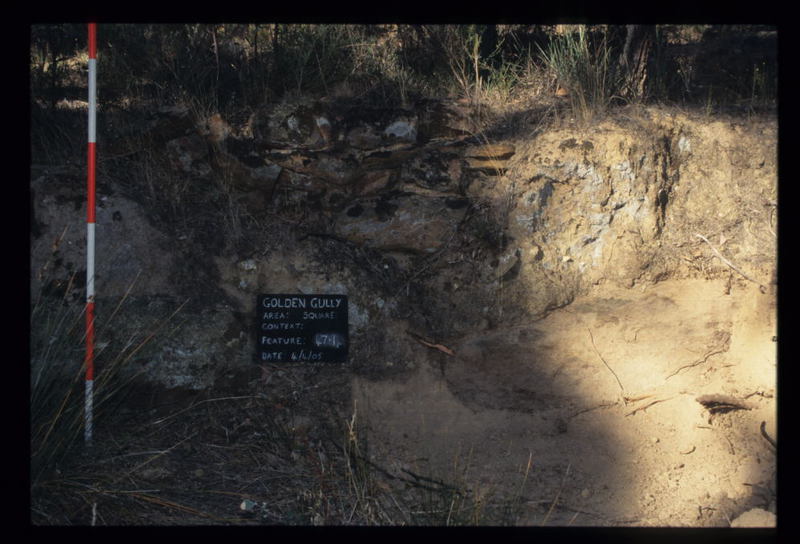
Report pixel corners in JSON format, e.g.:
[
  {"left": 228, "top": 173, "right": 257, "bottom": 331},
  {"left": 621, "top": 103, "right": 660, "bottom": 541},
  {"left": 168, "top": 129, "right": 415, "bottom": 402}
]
[{"left": 257, "top": 294, "right": 348, "bottom": 363}]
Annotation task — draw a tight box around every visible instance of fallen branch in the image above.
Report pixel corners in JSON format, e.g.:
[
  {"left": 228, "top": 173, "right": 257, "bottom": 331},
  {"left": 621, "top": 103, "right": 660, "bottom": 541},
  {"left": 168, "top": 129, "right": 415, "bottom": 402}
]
[
  {"left": 694, "top": 233, "right": 768, "bottom": 293},
  {"left": 406, "top": 330, "right": 455, "bottom": 356}
]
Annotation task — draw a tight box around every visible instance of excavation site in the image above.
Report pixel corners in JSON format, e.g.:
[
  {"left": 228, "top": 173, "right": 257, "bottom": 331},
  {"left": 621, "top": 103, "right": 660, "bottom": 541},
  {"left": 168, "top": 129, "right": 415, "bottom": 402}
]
[{"left": 30, "top": 24, "right": 777, "bottom": 528}]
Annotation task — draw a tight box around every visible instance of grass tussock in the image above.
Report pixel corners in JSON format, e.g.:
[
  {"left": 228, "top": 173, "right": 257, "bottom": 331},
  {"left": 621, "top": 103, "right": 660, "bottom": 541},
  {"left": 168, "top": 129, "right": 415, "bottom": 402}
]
[
  {"left": 30, "top": 243, "right": 188, "bottom": 521},
  {"left": 537, "top": 26, "right": 622, "bottom": 123}
]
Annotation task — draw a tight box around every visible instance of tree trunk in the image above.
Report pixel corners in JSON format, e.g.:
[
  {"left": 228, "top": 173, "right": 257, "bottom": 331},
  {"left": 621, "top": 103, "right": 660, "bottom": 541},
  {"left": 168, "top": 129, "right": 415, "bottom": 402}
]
[{"left": 619, "top": 25, "right": 655, "bottom": 101}]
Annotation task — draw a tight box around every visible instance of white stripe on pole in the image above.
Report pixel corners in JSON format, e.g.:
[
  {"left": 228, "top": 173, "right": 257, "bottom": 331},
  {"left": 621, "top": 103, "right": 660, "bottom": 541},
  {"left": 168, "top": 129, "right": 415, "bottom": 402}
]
[
  {"left": 88, "top": 58, "right": 97, "bottom": 143},
  {"left": 86, "top": 223, "right": 95, "bottom": 301}
]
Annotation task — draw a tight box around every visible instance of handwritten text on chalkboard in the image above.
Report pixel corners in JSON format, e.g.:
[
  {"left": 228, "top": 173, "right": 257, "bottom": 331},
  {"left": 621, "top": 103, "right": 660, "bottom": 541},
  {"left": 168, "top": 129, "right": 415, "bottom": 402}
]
[{"left": 257, "top": 294, "right": 348, "bottom": 363}]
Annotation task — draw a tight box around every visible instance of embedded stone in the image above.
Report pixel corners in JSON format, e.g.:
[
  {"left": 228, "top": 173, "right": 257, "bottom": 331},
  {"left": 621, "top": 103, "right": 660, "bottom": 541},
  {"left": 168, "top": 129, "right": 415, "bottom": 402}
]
[{"left": 335, "top": 194, "right": 468, "bottom": 253}]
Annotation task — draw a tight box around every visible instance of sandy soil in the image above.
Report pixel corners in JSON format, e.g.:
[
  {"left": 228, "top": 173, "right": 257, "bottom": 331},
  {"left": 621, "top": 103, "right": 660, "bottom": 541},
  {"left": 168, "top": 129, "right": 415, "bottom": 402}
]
[{"left": 353, "top": 277, "right": 776, "bottom": 526}]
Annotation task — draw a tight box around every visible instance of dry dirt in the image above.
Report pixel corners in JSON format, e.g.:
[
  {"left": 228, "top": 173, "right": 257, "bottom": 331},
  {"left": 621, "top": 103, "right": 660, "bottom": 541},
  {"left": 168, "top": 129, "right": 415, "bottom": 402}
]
[{"left": 353, "top": 277, "right": 777, "bottom": 526}]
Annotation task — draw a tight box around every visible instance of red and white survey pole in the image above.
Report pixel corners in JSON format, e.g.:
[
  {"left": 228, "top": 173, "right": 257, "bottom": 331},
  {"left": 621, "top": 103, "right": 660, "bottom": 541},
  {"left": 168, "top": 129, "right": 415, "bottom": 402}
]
[{"left": 85, "top": 22, "right": 97, "bottom": 445}]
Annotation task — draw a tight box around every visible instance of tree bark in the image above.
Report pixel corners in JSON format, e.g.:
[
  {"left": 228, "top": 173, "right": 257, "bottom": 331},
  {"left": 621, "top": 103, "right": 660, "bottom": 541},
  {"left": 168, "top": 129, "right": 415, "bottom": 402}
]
[{"left": 619, "top": 25, "right": 655, "bottom": 100}]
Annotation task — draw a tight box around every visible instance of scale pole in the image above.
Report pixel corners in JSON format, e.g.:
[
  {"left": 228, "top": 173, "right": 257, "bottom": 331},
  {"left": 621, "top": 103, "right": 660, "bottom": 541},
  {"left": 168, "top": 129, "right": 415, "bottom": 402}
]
[{"left": 85, "top": 22, "right": 97, "bottom": 445}]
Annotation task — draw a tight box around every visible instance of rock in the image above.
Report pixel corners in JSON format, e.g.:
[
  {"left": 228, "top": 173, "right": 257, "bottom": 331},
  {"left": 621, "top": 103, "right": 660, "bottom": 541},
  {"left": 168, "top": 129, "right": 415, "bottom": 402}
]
[
  {"left": 353, "top": 168, "right": 398, "bottom": 196},
  {"left": 465, "top": 157, "right": 509, "bottom": 175},
  {"left": 346, "top": 125, "right": 384, "bottom": 149},
  {"left": 334, "top": 194, "right": 468, "bottom": 253},
  {"left": 384, "top": 118, "right": 417, "bottom": 143},
  {"left": 166, "top": 134, "right": 209, "bottom": 175},
  {"left": 729, "top": 508, "right": 776, "bottom": 528},
  {"left": 465, "top": 143, "right": 515, "bottom": 160},
  {"left": 390, "top": 145, "right": 464, "bottom": 193},
  {"left": 496, "top": 248, "right": 521, "bottom": 280},
  {"left": 247, "top": 97, "right": 333, "bottom": 148},
  {"left": 417, "top": 99, "right": 480, "bottom": 141},
  {"left": 30, "top": 173, "right": 180, "bottom": 302}
]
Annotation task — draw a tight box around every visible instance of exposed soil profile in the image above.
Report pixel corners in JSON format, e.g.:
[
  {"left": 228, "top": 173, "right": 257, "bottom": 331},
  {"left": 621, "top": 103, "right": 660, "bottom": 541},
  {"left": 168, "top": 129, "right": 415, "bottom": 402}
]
[{"left": 30, "top": 24, "right": 777, "bottom": 526}]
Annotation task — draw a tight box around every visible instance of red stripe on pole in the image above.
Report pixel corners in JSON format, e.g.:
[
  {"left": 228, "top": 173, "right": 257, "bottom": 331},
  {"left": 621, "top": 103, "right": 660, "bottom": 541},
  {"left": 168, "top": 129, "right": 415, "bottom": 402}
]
[
  {"left": 87, "top": 142, "right": 96, "bottom": 222},
  {"left": 88, "top": 23, "right": 96, "bottom": 59},
  {"left": 85, "top": 302, "right": 95, "bottom": 380}
]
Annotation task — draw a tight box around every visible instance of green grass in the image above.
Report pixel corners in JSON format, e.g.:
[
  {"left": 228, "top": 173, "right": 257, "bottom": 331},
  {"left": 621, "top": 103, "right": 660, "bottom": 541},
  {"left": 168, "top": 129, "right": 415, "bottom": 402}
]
[{"left": 537, "top": 27, "right": 621, "bottom": 123}]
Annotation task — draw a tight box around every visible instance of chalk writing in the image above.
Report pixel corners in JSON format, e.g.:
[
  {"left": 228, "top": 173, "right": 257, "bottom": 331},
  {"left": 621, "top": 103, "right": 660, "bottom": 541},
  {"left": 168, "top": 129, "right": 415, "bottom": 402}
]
[
  {"left": 261, "top": 336, "right": 304, "bottom": 345},
  {"left": 262, "top": 322, "right": 304, "bottom": 331},
  {"left": 290, "top": 350, "right": 324, "bottom": 361},
  {"left": 314, "top": 332, "right": 346, "bottom": 349},
  {"left": 303, "top": 311, "right": 336, "bottom": 320},
  {"left": 256, "top": 294, "right": 348, "bottom": 363}
]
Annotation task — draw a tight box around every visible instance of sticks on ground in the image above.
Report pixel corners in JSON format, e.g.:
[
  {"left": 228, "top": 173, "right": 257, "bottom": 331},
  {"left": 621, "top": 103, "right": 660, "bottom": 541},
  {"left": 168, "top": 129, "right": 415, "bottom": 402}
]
[{"left": 694, "top": 233, "right": 768, "bottom": 293}]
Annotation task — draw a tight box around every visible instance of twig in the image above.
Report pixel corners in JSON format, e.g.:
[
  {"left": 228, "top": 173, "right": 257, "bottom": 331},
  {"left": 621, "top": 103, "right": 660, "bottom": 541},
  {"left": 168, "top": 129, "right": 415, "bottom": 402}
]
[
  {"left": 406, "top": 330, "right": 455, "bottom": 356},
  {"left": 587, "top": 328, "right": 625, "bottom": 395},
  {"left": 625, "top": 396, "right": 675, "bottom": 417},
  {"left": 568, "top": 402, "right": 618, "bottom": 421},
  {"left": 694, "top": 233, "right": 768, "bottom": 292},
  {"left": 129, "top": 492, "right": 215, "bottom": 519},
  {"left": 666, "top": 348, "right": 726, "bottom": 379}
]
